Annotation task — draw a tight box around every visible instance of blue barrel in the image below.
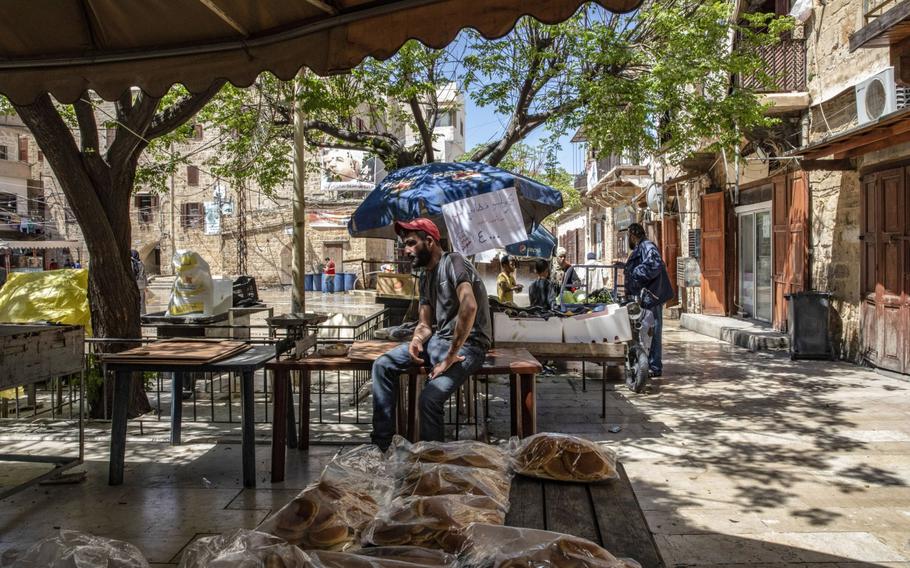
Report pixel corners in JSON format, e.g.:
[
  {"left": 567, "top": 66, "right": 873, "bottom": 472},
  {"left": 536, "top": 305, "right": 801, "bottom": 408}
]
[
  {"left": 333, "top": 274, "right": 344, "bottom": 293},
  {"left": 344, "top": 272, "right": 356, "bottom": 291},
  {"left": 313, "top": 273, "right": 322, "bottom": 291},
  {"left": 304, "top": 274, "right": 314, "bottom": 291}
]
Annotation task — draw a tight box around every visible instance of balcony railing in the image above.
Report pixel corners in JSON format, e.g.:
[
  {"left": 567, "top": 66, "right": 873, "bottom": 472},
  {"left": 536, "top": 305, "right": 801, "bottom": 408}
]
[
  {"left": 739, "top": 38, "right": 806, "bottom": 93},
  {"left": 864, "top": 0, "right": 899, "bottom": 22}
]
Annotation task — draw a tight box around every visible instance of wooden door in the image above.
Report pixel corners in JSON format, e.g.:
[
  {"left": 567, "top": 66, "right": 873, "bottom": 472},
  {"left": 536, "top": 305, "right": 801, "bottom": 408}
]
[
  {"left": 771, "top": 172, "right": 809, "bottom": 330},
  {"left": 662, "top": 216, "right": 680, "bottom": 307},
  {"left": 861, "top": 167, "right": 910, "bottom": 375},
  {"left": 701, "top": 192, "right": 727, "bottom": 315}
]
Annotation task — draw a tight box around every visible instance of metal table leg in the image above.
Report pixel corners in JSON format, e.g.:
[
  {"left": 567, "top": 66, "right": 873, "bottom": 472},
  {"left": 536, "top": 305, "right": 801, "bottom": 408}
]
[
  {"left": 170, "top": 372, "right": 184, "bottom": 445},
  {"left": 109, "top": 370, "right": 132, "bottom": 485},
  {"left": 240, "top": 370, "right": 256, "bottom": 488}
]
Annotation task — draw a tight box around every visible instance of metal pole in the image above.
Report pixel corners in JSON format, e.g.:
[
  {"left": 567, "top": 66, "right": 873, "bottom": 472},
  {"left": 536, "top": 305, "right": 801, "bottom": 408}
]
[{"left": 291, "top": 71, "right": 308, "bottom": 314}]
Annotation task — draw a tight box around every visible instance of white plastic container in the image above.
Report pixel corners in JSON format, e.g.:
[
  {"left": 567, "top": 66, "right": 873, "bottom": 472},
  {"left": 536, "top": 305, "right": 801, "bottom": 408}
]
[
  {"left": 563, "top": 306, "right": 633, "bottom": 344},
  {"left": 493, "top": 312, "right": 563, "bottom": 343},
  {"left": 210, "top": 278, "right": 233, "bottom": 315},
  {"left": 584, "top": 306, "right": 633, "bottom": 343}
]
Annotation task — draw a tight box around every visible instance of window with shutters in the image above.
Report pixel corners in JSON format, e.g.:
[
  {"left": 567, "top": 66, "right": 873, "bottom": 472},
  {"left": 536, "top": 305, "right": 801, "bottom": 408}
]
[
  {"left": 37, "top": 150, "right": 43, "bottom": 162},
  {"left": 187, "top": 165, "right": 200, "bottom": 186},
  {"left": 192, "top": 124, "right": 204, "bottom": 140},
  {"left": 18, "top": 136, "right": 28, "bottom": 162},
  {"left": 181, "top": 202, "right": 203, "bottom": 229},
  {"left": 0, "top": 193, "right": 18, "bottom": 213},
  {"left": 0, "top": 145, "right": 7, "bottom": 160},
  {"left": 135, "top": 194, "right": 159, "bottom": 225}
]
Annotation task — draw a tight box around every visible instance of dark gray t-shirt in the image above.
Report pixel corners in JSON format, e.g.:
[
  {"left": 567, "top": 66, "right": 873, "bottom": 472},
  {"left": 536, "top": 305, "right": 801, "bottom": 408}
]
[{"left": 419, "top": 252, "right": 491, "bottom": 350}]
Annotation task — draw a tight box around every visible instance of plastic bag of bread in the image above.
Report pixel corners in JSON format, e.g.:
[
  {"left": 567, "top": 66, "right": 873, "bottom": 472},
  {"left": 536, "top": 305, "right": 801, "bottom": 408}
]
[
  {"left": 2, "top": 530, "right": 149, "bottom": 568},
  {"left": 392, "top": 461, "right": 512, "bottom": 509},
  {"left": 321, "top": 444, "right": 392, "bottom": 501},
  {"left": 178, "top": 529, "right": 309, "bottom": 568},
  {"left": 457, "top": 524, "right": 642, "bottom": 568},
  {"left": 354, "top": 546, "right": 457, "bottom": 567},
  {"left": 305, "top": 549, "right": 455, "bottom": 568},
  {"left": 511, "top": 433, "right": 618, "bottom": 482},
  {"left": 388, "top": 435, "right": 510, "bottom": 472},
  {"left": 258, "top": 480, "right": 378, "bottom": 551},
  {"left": 361, "top": 495, "right": 505, "bottom": 552}
]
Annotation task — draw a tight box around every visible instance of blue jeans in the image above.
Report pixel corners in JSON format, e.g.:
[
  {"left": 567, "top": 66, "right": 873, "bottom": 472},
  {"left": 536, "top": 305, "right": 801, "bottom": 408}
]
[
  {"left": 649, "top": 304, "right": 663, "bottom": 374},
  {"left": 371, "top": 335, "right": 486, "bottom": 449}
]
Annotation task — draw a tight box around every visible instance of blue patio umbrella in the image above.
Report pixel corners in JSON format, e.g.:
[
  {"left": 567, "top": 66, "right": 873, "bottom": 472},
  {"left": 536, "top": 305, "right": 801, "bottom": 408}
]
[
  {"left": 505, "top": 224, "right": 557, "bottom": 258},
  {"left": 347, "top": 161, "right": 563, "bottom": 240}
]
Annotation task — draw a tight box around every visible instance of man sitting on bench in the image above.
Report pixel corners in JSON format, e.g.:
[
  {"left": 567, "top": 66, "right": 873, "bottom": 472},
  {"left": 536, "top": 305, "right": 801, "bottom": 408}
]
[{"left": 371, "top": 218, "right": 491, "bottom": 451}]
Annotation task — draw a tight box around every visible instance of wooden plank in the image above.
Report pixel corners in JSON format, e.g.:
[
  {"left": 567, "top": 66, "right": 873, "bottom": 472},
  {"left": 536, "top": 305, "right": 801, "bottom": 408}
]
[
  {"left": 849, "top": 0, "right": 910, "bottom": 51},
  {"left": 543, "top": 481, "right": 601, "bottom": 545},
  {"left": 589, "top": 464, "right": 665, "bottom": 567},
  {"left": 497, "top": 341, "right": 625, "bottom": 359},
  {"left": 799, "top": 158, "right": 855, "bottom": 171},
  {"left": 505, "top": 476, "right": 546, "bottom": 530}
]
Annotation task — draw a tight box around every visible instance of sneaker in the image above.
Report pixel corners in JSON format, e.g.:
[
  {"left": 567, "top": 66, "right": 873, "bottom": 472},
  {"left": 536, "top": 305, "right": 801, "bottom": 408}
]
[{"left": 649, "top": 370, "right": 662, "bottom": 378}]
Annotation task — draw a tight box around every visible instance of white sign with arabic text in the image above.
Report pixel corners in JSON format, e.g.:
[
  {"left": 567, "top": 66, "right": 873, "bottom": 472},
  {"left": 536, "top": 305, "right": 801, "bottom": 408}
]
[{"left": 442, "top": 187, "right": 527, "bottom": 256}]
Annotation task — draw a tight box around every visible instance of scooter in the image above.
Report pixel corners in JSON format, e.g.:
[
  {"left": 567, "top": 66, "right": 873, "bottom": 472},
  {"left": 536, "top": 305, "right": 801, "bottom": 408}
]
[{"left": 621, "top": 289, "right": 657, "bottom": 393}]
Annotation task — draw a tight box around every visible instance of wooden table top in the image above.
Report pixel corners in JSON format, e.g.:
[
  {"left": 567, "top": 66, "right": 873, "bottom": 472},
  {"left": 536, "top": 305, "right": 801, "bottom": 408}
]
[
  {"left": 496, "top": 341, "right": 625, "bottom": 360},
  {"left": 267, "top": 340, "right": 541, "bottom": 374}
]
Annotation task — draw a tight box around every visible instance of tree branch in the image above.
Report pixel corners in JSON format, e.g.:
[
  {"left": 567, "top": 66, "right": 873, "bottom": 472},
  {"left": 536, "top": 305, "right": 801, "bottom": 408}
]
[
  {"left": 147, "top": 80, "right": 226, "bottom": 140},
  {"left": 408, "top": 95, "right": 435, "bottom": 163}
]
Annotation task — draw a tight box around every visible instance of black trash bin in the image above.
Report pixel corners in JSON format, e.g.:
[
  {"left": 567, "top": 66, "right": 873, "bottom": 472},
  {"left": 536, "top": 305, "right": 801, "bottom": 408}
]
[{"left": 785, "top": 291, "right": 833, "bottom": 360}]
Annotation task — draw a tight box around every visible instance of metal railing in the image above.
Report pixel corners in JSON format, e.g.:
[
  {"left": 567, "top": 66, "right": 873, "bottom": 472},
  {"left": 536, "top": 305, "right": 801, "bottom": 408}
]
[
  {"left": 1, "top": 307, "right": 491, "bottom": 441},
  {"left": 864, "top": 0, "right": 898, "bottom": 22}
]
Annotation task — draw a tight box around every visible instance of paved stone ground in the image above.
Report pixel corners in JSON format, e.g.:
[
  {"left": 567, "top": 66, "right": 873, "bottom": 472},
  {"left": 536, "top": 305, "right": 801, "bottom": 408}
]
[{"left": 1, "top": 321, "right": 909, "bottom": 566}]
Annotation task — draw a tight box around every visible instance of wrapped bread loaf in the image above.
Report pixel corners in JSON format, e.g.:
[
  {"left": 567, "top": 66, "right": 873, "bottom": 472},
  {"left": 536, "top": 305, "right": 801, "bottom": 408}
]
[
  {"left": 392, "top": 461, "right": 512, "bottom": 509},
  {"left": 354, "top": 546, "right": 457, "bottom": 567},
  {"left": 458, "top": 524, "right": 641, "bottom": 568},
  {"left": 259, "top": 480, "right": 378, "bottom": 551},
  {"left": 321, "top": 444, "right": 392, "bottom": 500},
  {"left": 361, "top": 495, "right": 506, "bottom": 552},
  {"left": 388, "top": 435, "right": 510, "bottom": 473},
  {"left": 178, "top": 529, "right": 310, "bottom": 568},
  {"left": 306, "top": 549, "right": 456, "bottom": 568},
  {"left": 511, "top": 433, "right": 618, "bottom": 482}
]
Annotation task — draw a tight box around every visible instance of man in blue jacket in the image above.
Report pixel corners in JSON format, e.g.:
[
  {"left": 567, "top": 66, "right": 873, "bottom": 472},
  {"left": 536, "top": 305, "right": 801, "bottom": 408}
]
[{"left": 622, "top": 223, "right": 674, "bottom": 376}]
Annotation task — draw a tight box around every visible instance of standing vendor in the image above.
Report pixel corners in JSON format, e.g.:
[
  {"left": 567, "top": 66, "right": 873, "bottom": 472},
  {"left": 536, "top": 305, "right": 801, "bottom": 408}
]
[
  {"left": 621, "top": 223, "right": 674, "bottom": 377},
  {"left": 371, "top": 218, "right": 491, "bottom": 450},
  {"left": 496, "top": 254, "right": 523, "bottom": 303},
  {"left": 554, "top": 248, "right": 581, "bottom": 291}
]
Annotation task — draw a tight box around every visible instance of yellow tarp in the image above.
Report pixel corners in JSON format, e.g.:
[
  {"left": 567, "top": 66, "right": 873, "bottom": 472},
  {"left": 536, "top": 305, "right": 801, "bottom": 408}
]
[{"left": 0, "top": 269, "right": 92, "bottom": 336}]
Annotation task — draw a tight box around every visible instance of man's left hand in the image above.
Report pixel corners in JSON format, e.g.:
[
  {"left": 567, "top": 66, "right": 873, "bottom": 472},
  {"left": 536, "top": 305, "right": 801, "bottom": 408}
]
[{"left": 429, "top": 351, "right": 465, "bottom": 379}]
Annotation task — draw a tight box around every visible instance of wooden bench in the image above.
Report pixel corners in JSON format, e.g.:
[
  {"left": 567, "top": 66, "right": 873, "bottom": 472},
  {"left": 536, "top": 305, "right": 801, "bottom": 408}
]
[
  {"left": 506, "top": 464, "right": 665, "bottom": 567},
  {"left": 266, "top": 341, "right": 541, "bottom": 482}
]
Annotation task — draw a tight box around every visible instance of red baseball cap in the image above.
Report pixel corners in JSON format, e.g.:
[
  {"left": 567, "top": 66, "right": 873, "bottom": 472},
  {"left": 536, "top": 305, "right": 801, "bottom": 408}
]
[{"left": 394, "top": 218, "right": 441, "bottom": 241}]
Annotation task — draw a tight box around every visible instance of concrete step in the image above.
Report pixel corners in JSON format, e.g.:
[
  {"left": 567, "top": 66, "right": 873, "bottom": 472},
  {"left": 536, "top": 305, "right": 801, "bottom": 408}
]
[{"left": 680, "top": 313, "right": 789, "bottom": 352}]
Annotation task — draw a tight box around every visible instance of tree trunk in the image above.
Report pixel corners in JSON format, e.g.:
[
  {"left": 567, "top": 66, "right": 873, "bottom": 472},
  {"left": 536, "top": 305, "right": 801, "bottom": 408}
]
[{"left": 14, "top": 96, "right": 151, "bottom": 419}]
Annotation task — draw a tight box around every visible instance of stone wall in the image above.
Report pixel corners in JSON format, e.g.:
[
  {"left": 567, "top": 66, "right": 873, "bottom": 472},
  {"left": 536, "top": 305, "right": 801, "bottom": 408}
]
[
  {"left": 804, "top": 0, "right": 888, "bottom": 106},
  {"left": 807, "top": 169, "right": 862, "bottom": 360}
]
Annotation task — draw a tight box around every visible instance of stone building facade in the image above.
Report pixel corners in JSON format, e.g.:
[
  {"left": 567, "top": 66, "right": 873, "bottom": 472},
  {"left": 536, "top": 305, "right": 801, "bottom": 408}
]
[{"left": 130, "top": 84, "right": 466, "bottom": 287}]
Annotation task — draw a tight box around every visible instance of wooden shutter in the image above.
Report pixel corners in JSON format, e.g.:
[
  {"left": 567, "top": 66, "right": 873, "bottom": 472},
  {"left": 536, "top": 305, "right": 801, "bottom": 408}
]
[
  {"left": 701, "top": 192, "right": 727, "bottom": 315},
  {"left": 187, "top": 165, "right": 199, "bottom": 186},
  {"left": 662, "top": 216, "right": 680, "bottom": 307},
  {"left": 18, "top": 136, "right": 28, "bottom": 162},
  {"left": 771, "top": 172, "right": 809, "bottom": 330}
]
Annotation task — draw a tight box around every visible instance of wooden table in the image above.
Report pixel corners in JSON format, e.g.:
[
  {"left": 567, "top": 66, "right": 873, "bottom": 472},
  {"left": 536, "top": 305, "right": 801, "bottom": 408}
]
[
  {"left": 496, "top": 341, "right": 625, "bottom": 419},
  {"left": 102, "top": 345, "right": 275, "bottom": 488},
  {"left": 265, "top": 340, "right": 541, "bottom": 483},
  {"left": 506, "top": 464, "right": 665, "bottom": 567}
]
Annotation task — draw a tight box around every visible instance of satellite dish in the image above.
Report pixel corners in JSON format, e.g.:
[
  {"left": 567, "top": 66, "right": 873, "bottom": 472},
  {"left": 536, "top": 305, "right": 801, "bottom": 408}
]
[{"left": 646, "top": 184, "right": 664, "bottom": 214}]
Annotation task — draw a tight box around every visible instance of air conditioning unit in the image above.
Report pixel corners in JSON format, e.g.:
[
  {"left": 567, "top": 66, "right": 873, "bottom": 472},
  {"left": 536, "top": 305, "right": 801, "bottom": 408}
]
[{"left": 856, "top": 68, "right": 903, "bottom": 126}]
